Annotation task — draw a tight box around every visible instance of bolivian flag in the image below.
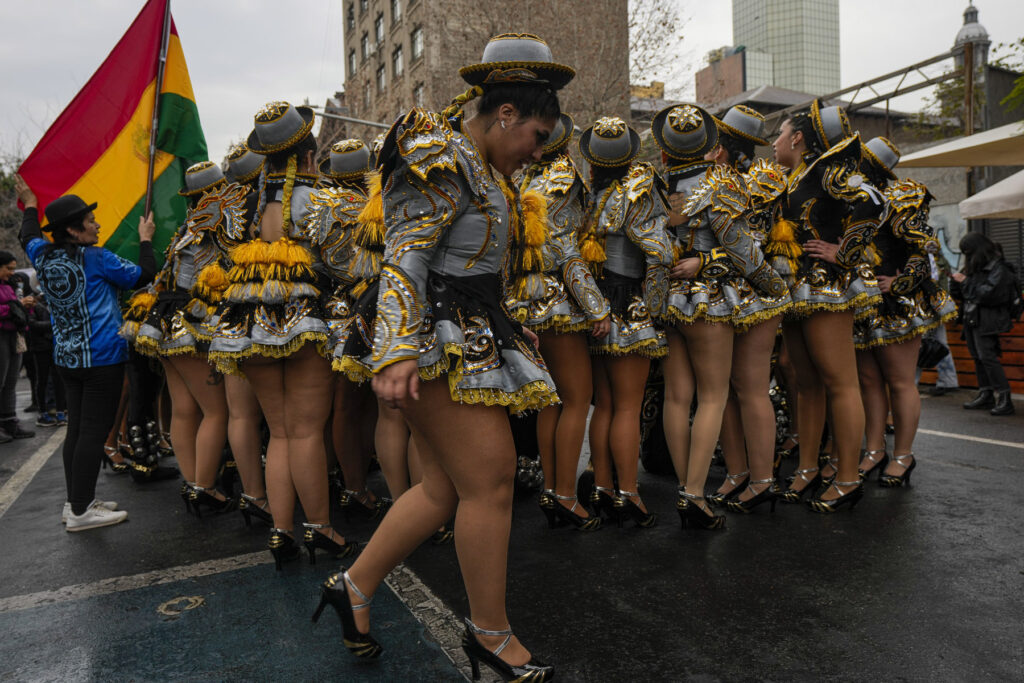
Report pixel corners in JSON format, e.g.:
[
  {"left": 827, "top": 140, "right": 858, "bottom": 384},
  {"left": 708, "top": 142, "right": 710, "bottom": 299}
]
[{"left": 18, "top": 0, "right": 206, "bottom": 261}]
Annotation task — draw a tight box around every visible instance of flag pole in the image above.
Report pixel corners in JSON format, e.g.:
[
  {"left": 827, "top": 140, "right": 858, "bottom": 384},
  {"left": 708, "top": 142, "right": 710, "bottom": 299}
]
[{"left": 143, "top": 0, "right": 172, "bottom": 215}]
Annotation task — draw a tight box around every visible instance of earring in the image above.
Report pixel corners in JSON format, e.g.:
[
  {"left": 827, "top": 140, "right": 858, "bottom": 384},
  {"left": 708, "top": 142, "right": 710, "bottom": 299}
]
[
  {"left": 500, "top": 120, "right": 507, "bottom": 129},
  {"left": 790, "top": 142, "right": 796, "bottom": 150}
]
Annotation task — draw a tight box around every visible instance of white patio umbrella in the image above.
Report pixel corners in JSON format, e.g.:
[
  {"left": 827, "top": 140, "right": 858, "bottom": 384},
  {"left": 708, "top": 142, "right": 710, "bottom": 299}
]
[
  {"left": 958, "top": 169, "right": 1024, "bottom": 219},
  {"left": 899, "top": 120, "right": 1024, "bottom": 168}
]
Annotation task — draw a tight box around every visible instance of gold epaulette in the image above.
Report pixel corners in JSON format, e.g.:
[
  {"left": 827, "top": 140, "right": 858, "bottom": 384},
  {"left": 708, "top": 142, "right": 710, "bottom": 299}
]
[
  {"left": 886, "top": 179, "right": 931, "bottom": 213},
  {"left": 394, "top": 108, "right": 458, "bottom": 183},
  {"left": 304, "top": 185, "right": 367, "bottom": 245},
  {"left": 623, "top": 161, "right": 657, "bottom": 203},
  {"left": 683, "top": 165, "right": 749, "bottom": 220},
  {"left": 177, "top": 183, "right": 249, "bottom": 252},
  {"left": 540, "top": 155, "right": 577, "bottom": 195},
  {"left": 745, "top": 159, "right": 787, "bottom": 206}
]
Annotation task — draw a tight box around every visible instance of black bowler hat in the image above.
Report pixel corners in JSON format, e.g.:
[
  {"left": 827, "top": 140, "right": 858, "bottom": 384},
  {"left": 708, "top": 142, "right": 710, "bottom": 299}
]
[{"left": 43, "top": 195, "right": 97, "bottom": 232}]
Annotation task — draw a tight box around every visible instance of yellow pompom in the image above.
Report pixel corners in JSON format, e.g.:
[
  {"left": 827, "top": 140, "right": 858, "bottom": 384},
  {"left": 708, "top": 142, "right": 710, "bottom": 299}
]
[
  {"left": 355, "top": 172, "right": 386, "bottom": 250},
  {"left": 769, "top": 218, "right": 797, "bottom": 244},
  {"left": 194, "top": 263, "right": 229, "bottom": 302},
  {"left": 521, "top": 190, "right": 548, "bottom": 248},
  {"left": 580, "top": 236, "right": 607, "bottom": 264}
]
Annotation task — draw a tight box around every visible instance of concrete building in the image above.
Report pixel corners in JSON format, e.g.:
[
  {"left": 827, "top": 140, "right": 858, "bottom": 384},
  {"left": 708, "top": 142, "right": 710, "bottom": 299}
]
[{"left": 340, "top": 0, "right": 630, "bottom": 144}]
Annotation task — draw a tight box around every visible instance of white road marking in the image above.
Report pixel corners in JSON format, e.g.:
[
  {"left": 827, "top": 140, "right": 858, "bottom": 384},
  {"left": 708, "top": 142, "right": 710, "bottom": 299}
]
[
  {"left": 0, "top": 429, "right": 65, "bottom": 520},
  {"left": 0, "top": 551, "right": 271, "bottom": 614},
  {"left": 918, "top": 428, "right": 1024, "bottom": 450}
]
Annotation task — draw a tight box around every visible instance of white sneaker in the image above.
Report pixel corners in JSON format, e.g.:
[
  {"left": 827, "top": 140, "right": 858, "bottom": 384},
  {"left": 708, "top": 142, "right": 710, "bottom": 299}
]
[
  {"left": 62, "top": 500, "right": 118, "bottom": 524},
  {"left": 66, "top": 502, "right": 128, "bottom": 532}
]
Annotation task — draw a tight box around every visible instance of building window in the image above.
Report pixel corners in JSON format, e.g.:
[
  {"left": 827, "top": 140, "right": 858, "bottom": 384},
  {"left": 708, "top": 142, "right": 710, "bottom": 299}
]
[
  {"left": 393, "top": 45, "right": 404, "bottom": 78},
  {"left": 414, "top": 82, "right": 425, "bottom": 107},
  {"left": 359, "top": 0, "right": 368, "bottom": 13},
  {"left": 346, "top": 4, "right": 354, "bottom": 31},
  {"left": 391, "top": 0, "right": 401, "bottom": 24},
  {"left": 361, "top": 33, "right": 369, "bottom": 60},
  {"left": 348, "top": 49, "right": 356, "bottom": 76},
  {"left": 376, "top": 64, "right": 387, "bottom": 92},
  {"left": 375, "top": 13, "right": 385, "bottom": 44},
  {"left": 411, "top": 26, "right": 423, "bottom": 61},
  {"left": 364, "top": 82, "right": 371, "bottom": 109}
]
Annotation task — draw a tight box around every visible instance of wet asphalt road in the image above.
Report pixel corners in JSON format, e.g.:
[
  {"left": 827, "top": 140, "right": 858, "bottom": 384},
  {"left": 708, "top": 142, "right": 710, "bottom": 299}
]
[{"left": 0, "top": 383, "right": 1021, "bottom": 682}]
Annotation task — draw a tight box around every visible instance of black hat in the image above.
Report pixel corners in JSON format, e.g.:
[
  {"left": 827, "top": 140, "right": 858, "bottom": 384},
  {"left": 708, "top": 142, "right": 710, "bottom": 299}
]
[{"left": 43, "top": 195, "right": 97, "bottom": 232}]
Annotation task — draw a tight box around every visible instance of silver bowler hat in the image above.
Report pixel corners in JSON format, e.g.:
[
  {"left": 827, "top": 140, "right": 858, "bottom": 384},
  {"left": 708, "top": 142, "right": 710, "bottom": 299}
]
[
  {"left": 225, "top": 144, "right": 264, "bottom": 184},
  {"left": 543, "top": 113, "right": 574, "bottom": 155},
  {"left": 459, "top": 33, "right": 575, "bottom": 89},
  {"left": 319, "top": 139, "right": 371, "bottom": 180},
  {"left": 863, "top": 137, "right": 901, "bottom": 180},
  {"left": 810, "top": 100, "right": 852, "bottom": 150},
  {"left": 651, "top": 104, "right": 719, "bottom": 160},
  {"left": 579, "top": 117, "right": 641, "bottom": 168},
  {"left": 716, "top": 105, "right": 768, "bottom": 147},
  {"left": 246, "top": 101, "right": 315, "bottom": 154},
  {"left": 179, "top": 160, "right": 226, "bottom": 197}
]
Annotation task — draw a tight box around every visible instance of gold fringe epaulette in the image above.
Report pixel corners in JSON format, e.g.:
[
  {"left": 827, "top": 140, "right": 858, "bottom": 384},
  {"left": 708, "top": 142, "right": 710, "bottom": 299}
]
[
  {"left": 765, "top": 218, "right": 803, "bottom": 275},
  {"left": 506, "top": 182, "right": 550, "bottom": 300},
  {"left": 355, "top": 171, "right": 385, "bottom": 250}
]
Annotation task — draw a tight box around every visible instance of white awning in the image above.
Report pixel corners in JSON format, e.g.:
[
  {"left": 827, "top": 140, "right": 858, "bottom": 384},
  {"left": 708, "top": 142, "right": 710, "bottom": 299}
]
[
  {"left": 959, "top": 169, "right": 1024, "bottom": 219},
  {"left": 899, "top": 120, "right": 1024, "bottom": 167}
]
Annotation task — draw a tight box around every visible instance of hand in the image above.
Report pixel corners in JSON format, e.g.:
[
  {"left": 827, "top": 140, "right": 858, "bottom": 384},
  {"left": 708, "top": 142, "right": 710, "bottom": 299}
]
[
  {"left": 20, "top": 295, "right": 35, "bottom": 308},
  {"left": 804, "top": 239, "right": 839, "bottom": 264},
  {"left": 138, "top": 212, "right": 156, "bottom": 242},
  {"left": 591, "top": 316, "right": 611, "bottom": 339},
  {"left": 14, "top": 175, "right": 37, "bottom": 209},
  {"left": 372, "top": 359, "right": 419, "bottom": 410},
  {"left": 669, "top": 257, "right": 700, "bottom": 280},
  {"left": 951, "top": 272, "right": 966, "bottom": 283},
  {"left": 667, "top": 192, "right": 686, "bottom": 227},
  {"left": 522, "top": 326, "right": 540, "bottom": 351},
  {"left": 876, "top": 274, "right": 895, "bottom": 294}
]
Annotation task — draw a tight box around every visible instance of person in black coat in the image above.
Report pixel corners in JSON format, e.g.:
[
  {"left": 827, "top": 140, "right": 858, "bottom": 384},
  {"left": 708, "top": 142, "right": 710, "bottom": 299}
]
[{"left": 952, "top": 232, "right": 1018, "bottom": 416}]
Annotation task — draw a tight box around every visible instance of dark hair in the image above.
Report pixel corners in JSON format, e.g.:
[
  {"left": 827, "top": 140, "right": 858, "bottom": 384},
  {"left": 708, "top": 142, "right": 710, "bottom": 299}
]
[
  {"left": 0, "top": 250, "right": 16, "bottom": 266},
  {"left": 785, "top": 112, "right": 824, "bottom": 157},
  {"left": 591, "top": 164, "right": 628, "bottom": 193},
  {"left": 265, "top": 134, "right": 317, "bottom": 172},
  {"left": 719, "top": 132, "right": 756, "bottom": 171},
  {"left": 477, "top": 82, "right": 561, "bottom": 122},
  {"left": 860, "top": 159, "right": 890, "bottom": 189},
  {"left": 959, "top": 232, "right": 1003, "bottom": 275}
]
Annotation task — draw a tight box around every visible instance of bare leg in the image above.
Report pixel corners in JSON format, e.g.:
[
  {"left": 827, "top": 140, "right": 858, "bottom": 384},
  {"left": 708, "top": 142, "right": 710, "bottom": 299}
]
[
  {"left": 169, "top": 355, "right": 228, "bottom": 495},
  {"left": 375, "top": 398, "right": 412, "bottom": 499},
  {"left": 679, "top": 320, "right": 734, "bottom": 498},
  {"left": 607, "top": 354, "right": 651, "bottom": 510},
  {"left": 731, "top": 316, "right": 780, "bottom": 501},
  {"left": 537, "top": 331, "right": 592, "bottom": 512},
  {"left": 857, "top": 349, "right": 888, "bottom": 461},
  {"left": 161, "top": 359, "right": 200, "bottom": 483},
  {"left": 661, "top": 328, "right": 694, "bottom": 488},
  {"left": 716, "top": 393, "right": 748, "bottom": 495},
  {"left": 225, "top": 374, "right": 266, "bottom": 499},
  {"left": 781, "top": 319, "right": 827, "bottom": 493},
  {"left": 241, "top": 358, "right": 293, "bottom": 530},
  {"left": 347, "top": 378, "right": 534, "bottom": 665},
  {"left": 876, "top": 337, "right": 923, "bottom": 476},
  {"left": 775, "top": 339, "right": 799, "bottom": 451},
  {"left": 334, "top": 379, "right": 375, "bottom": 504},
  {"left": 589, "top": 356, "right": 614, "bottom": 490}
]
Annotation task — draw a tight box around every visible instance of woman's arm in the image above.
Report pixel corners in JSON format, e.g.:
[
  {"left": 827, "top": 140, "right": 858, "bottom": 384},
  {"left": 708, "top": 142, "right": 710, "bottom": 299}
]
[
  {"left": 134, "top": 213, "right": 157, "bottom": 286},
  {"left": 15, "top": 176, "right": 44, "bottom": 250}
]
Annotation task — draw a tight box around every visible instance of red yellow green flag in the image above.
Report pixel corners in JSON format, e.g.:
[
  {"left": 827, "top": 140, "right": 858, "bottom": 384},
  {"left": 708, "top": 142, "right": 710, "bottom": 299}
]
[{"left": 18, "top": 0, "right": 206, "bottom": 261}]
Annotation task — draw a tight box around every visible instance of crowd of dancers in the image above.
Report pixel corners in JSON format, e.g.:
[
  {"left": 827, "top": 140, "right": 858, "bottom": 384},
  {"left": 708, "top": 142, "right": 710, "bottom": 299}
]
[{"left": 18, "top": 33, "right": 971, "bottom": 681}]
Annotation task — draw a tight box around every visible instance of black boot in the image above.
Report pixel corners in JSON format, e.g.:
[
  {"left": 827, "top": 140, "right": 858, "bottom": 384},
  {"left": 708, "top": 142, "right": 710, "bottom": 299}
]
[
  {"left": 990, "top": 391, "right": 1015, "bottom": 416},
  {"left": 963, "top": 389, "right": 995, "bottom": 410},
  {"left": 1, "top": 419, "right": 35, "bottom": 439}
]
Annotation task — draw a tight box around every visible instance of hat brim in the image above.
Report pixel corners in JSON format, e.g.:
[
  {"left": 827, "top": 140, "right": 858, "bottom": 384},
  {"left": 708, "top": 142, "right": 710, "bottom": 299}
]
[
  {"left": 716, "top": 119, "right": 768, "bottom": 148},
  {"left": 230, "top": 166, "right": 263, "bottom": 185},
  {"left": 578, "top": 126, "right": 641, "bottom": 168},
  {"left": 651, "top": 105, "right": 719, "bottom": 161},
  {"left": 179, "top": 178, "right": 226, "bottom": 197},
  {"left": 43, "top": 202, "right": 98, "bottom": 232},
  {"left": 862, "top": 146, "right": 897, "bottom": 181},
  {"left": 318, "top": 157, "right": 368, "bottom": 181},
  {"left": 459, "top": 61, "right": 575, "bottom": 90},
  {"left": 246, "top": 106, "right": 316, "bottom": 154},
  {"left": 543, "top": 113, "right": 575, "bottom": 155}
]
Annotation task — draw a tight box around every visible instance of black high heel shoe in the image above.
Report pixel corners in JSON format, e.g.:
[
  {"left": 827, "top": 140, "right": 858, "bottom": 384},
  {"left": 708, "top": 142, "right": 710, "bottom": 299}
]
[
  {"left": 102, "top": 446, "right": 130, "bottom": 473},
  {"left": 302, "top": 522, "right": 359, "bottom": 564},
  {"left": 615, "top": 490, "right": 657, "bottom": 528},
  {"left": 312, "top": 568, "right": 382, "bottom": 659},
  {"left": 780, "top": 467, "right": 821, "bottom": 503},
  {"left": 189, "top": 485, "right": 236, "bottom": 517},
  {"left": 808, "top": 480, "right": 864, "bottom": 513},
  {"left": 678, "top": 492, "right": 726, "bottom": 530},
  {"left": 268, "top": 528, "right": 300, "bottom": 570},
  {"left": 339, "top": 489, "right": 385, "bottom": 522},
  {"left": 727, "top": 478, "right": 777, "bottom": 514},
  {"left": 239, "top": 494, "right": 273, "bottom": 526},
  {"left": 707, "top": 470, "right": 749, "bottom": 506},
  {"left": 590, "top": 486, "right": 621, "bottom": 527},
  {"left": 879, "top": 453, "right": 916, "bottom": 488},
  {"left": 858, "top": 449, "right": 890, "bottom": 480},
  {"left": 180, "top": 482, "right": 195, "bottom": 513},
  {"left": 461, "top": 618, "right": 553, "bottom": 682},
  {"left": 538, "top": 489, "right": 562, "bottom": 528},
  {"left": 550, "top": 493, "right": 601, "bottom": 531}
]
